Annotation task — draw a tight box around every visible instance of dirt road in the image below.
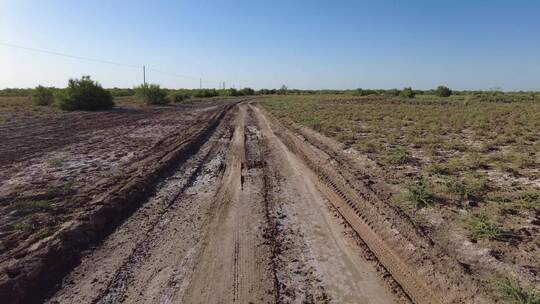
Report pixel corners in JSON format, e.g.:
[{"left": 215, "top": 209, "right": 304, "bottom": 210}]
[{"left": 37, "top": 102, "right": 409, "bottom": 304}]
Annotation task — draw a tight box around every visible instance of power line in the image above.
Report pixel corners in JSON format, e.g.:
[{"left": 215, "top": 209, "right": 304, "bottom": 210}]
[
  {"left": 0, "top": 41, "right": 254, "bottom": 89},
  {"left": 0, "top": 42, "right": 206, "bottom": 84},
  {"left": 0, "top": 41, "right": 140, "bottom": 69}
]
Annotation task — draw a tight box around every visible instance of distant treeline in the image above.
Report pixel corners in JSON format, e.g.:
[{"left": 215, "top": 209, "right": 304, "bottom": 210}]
[{"left": 1, "top": 86, "right": 538, "bottom": 102}]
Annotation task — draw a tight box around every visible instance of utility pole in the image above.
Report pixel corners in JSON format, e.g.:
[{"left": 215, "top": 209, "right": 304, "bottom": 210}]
[
  {"left": 143, "top": 65, "right": 146, "bottom": 86},
  {"left": 199, "top": 78, "right": 202, "bottom": 89}
]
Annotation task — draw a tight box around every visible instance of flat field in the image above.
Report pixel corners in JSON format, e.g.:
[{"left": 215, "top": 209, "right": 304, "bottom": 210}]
[{"left": 262, "top": 93, "right": 540, "bottom": 302}]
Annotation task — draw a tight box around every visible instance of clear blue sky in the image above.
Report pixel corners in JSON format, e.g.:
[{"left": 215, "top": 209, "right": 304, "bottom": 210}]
[{"left": 1, "top": 0, "right": 539, "bottom": 90}]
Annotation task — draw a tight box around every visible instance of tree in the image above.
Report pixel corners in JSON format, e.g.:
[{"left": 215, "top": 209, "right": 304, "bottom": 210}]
[
  {"left": 435, "top": 85, "right": 452, "bottom": 97},
  {"left": 57, "top": 76, "right": 114, "bottom": 111}
]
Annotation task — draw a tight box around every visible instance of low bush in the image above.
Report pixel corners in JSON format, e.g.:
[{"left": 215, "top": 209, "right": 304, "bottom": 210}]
[
  {"left": 239, "top": 87, "right": 255, "bottom": 96},
  {"left": 445, "top": 173, "right": 488, "bottom": 201},
  {"left": 399, "top": 87, "right": 416, "bottom": 98},
  {"left": 436, "top": 85, "right": 452, "bottom": 97},
  {"left": 380, "top": 147, "right": 414, "bottom": 165},
  {"left": 351, "top": 88, "right": 377, "bottom": 96},
  {"left": 108, "top": 87, "right": 135, "bottom": 97},
  {"left": 0, "top": 88, "right": 32, "bottom": 97},
  {"left": 135, "top": 84, "right": 169, "bottom": 105},
  {"left": 464, "top": 214, "right": 502, "bottom": 240},
  {"left": 169, "top": 91, "right": 190, "bottom": 103},
  {"left": 32, "top": 85, "right": 54, "bottom": 106},
  {"left": 406, "top": 177, "right": 435, "bottom": 207},
  {"left": 56, "top": 76, "right": 114, "bottom": 111},
  {"left": 386, "top": 88, "right": 400, "bottom": 96},
  {"left": 192, "top": 88, "right": 219, "bottom": 98},
  {"left": 219, "top": 88, "right": 239, "bottom": 97}
]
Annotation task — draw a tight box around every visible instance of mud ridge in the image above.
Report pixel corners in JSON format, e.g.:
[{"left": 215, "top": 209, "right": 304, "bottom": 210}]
[
  {"left": 0, "top": 104, "right": 234, "bottom": 304},
  {"left": 91, "top": 110, "right": 235, "bottom": 303}
]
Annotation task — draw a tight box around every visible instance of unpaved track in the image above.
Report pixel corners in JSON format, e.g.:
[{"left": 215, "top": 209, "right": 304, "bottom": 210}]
[{"left": 45, "top": 103, "right": 409, "bottom": 304}]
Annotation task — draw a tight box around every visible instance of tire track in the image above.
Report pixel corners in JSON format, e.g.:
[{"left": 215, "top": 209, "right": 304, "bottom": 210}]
[
  {"left": 46, "top": 106, "right": 236, "bottom": 304},
  {"left": 253, "top": 104, "right": 452, "bottom": 304},
  {"left": 182, "top": 104, "right": 275, "bottom": 304}
]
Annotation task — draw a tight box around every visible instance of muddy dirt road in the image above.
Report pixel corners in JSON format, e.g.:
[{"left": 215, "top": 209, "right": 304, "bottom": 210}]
[
  {"left": 35, "top": 102, "right": 407, "bottom": 304},
  {"left": 3, "top": 100, "right": 484, "bottom": 303}
]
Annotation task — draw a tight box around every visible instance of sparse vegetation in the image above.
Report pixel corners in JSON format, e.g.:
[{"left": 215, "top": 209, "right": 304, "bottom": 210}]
[
  {"left": 406, "top": 177, "right": 435, "bottom": 207},
  {"left": 11, "top": 200, "right": 54, "bottom": 216},
  {"left": 464, "top": 214, "right": 502, "bottom": 240},
  {"left": 262, "top": 93, "right": 540, "bottom": 294},
  {"left": 47, "top": 155, "right": 65, "bottom": 167},
  {"left": 380, "top": 147, "right": 414, "bottom": 165},
  {"left": 444, "top": 173, "right": 488, "bottom": 201},
  {"left": 496, "top": 190, "right": 540, "bottom": 213},
  {"left": 496, "top": 277, "right": 540, "bottom": 304}
]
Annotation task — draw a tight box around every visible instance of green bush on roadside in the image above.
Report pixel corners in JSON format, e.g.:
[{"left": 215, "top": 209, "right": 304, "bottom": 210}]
[
  {"left": 399, "top": 87, "right": 416, "bottom": 98},
  {"left": 135, "top": 83, "right": 170, "bottom": 105},
  {"left": 169, "top": 91, "right": 190, "bottom": 103},
  {"left": 56, "top": 76, "right": 114, "bottom": 111},
  {"left": 436, "top": 85, "right": 452, "bottom": 97},
  {"left": 32, "top": 85, "right": 55, "bottom": 106}
]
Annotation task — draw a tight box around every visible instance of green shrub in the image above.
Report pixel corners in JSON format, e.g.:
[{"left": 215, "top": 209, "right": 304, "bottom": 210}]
[
  {"left": 169, "top": 91, "right": 190, "bottom": 103},
  {"left": 386, "top": 89, "right": 400, "bottom": 96},
  {"left": 32, "top": 85, "right": 54, "bottom": 106},
  {"left": 436, "top": 85, "right": 452, "bottom": 97},
  {"left": 399, "top": 87, "right": 416, "bottom": 98},
  {"left": 445, "top": 173, "right": 488, "bottom": 201},
  {"left": 135, "top": 84, "right": 169, "bottom": 105},
  {"left": 352, "top": 88, "right": 376, "bottom": 96},
  {"left": 0, "top": 88, "right": 32, "bottom": 97},
  {"left": 57, "top": 76, "right": 114, "bottom": 111},
  {"left": 219, "top": 88, "right": 239, "bottom": 97},
  {"left": 380, "top": 147, "right": 414, "bottom": 165},
  {"left": 192, "top": 88, "right": 219, "bottom": 98},
  {"left": 464, "top": 214, "right": 502, "bottom": 239},
  {"left": 406, "top": 177, "right": 435, "bottom": 207},
  {"left": 239, "top": 87, "right": 255, "bottom": 96}
]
